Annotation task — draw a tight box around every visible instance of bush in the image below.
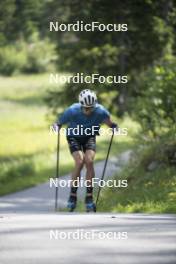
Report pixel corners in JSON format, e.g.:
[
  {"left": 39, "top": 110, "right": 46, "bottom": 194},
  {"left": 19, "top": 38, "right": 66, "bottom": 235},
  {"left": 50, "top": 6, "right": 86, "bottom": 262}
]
[
  {"left": 133, "top": 58, "right": 176, "bottom": 139},
  {"left": 23, "top": 38, "right": 57, "bottom": 73},
  {"left": 0, "top": 46, "right": 27, "bottom": 75},
  {"left": 0, "top": 36, "right": 56, "bottom": 75}
]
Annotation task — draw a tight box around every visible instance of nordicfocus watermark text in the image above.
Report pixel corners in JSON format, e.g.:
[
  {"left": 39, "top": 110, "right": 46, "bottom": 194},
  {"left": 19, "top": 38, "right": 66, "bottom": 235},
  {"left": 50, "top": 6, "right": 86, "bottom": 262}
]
[
  {"left": 50, "top": 125, "right": 128, "bottom": 137},
  {"left": 50, "top": 229, "right": 128, "bottom": 240},
  {"left": 50, "top": 178, "right": 128, "bottom": 188},
  {"left": 50, "top": 21, "right": 128, "bottom": 32},
  {"left": 49, "top": 73, "right": 128, "bottom": 84}
]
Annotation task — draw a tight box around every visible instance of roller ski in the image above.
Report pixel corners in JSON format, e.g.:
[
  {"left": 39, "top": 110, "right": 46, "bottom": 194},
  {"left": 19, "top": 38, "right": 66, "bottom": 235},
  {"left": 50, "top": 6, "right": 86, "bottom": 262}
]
[
  {"left": 67, "top": 195, "right": 77, "bottom": 212},
  {"left": 85, "top": 196, "right": 96, "bottom": 213}
]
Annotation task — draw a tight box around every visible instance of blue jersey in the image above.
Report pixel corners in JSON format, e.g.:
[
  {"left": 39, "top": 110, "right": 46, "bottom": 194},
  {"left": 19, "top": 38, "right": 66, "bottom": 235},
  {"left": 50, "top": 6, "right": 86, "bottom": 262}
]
[{"left": 58, "top": 103, "right": 110, "bottom": 137}]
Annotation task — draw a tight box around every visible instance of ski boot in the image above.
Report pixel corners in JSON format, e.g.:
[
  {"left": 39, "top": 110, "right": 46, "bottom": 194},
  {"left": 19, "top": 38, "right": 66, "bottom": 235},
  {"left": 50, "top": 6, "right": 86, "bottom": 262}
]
[
  {"left": 67, "top": 195, "right": 77, "bottom": 212},
  {"left": 85, "top": 195, "right": 96, "bottom": 213}
]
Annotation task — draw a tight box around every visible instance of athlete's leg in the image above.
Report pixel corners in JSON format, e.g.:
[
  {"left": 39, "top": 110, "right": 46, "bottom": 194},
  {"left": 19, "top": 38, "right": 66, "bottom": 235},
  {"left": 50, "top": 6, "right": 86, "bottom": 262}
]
[
  {"left": 67, "top": 151, "right": 85, "bottom": 210},
  {"left": 84, "top": 149, "right": 96, "bottom": 211},
  {"left": 71, "top": 150, "right": 85, "bottom": 184},
  {"left": 67, "top": 136, "right": 85, "bottom": 210},
  {"left": 84, "top": 149, "right": 95, "bottom": 184},
  {"left": 84, "top": 136, "right": 96, "bottom": 195},
  {"left": 67, "top": 137, "right": 85, "bottom": 187}
]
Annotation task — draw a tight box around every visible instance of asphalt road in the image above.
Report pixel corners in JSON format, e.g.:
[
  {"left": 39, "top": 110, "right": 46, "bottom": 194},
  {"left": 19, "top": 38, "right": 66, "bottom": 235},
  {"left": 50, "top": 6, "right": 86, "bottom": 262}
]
[
  {"left": 0, "top": 152, "right": 131, "bottom": 213},
  {"left": 0, "top": 213, "right": 176, "bottom": 264},
  {"left": 0, "top": 151, "right": 175, "bottom": 264}
]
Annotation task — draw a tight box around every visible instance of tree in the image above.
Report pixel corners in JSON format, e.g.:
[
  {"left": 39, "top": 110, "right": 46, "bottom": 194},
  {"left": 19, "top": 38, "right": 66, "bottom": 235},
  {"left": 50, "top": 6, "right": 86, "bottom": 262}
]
[
  {"left": 133, "top": 58, "right": 176, "bottom": 139},
  {"left": 0, "top": 0, "right": 45, "bottom": 45},
  {"left": 46, "top": 0, "right": 175, "bottom": 115}
]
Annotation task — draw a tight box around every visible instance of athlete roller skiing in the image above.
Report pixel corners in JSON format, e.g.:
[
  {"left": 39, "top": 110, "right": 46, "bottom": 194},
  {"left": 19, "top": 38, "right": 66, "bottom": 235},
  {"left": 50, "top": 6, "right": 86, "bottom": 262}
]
[{"left": 53, "top": 89, "right": 118, "bottom": 212}]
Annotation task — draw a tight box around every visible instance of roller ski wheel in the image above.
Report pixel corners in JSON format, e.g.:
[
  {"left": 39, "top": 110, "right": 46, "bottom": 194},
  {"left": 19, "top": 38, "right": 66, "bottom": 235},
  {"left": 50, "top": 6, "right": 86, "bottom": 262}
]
[
  {"left": 67, "top": 195, "right": 77, "bottom": 212},
  {"left": 85, "top": 196, "right": 96, "bottom": 213}
]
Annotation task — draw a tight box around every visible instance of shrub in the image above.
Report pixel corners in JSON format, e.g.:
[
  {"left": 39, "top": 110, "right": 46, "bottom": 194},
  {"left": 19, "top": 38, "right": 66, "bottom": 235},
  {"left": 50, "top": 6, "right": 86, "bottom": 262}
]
[
  {"left": 23, "top": 38, "right": 57, "bottom": 73},
  {"left": 133, "top": 58, "right": 176, "bottom": 139},
  {"left": 0, "top": 36, "right": 56, "bottom": 75},
  {"left": 0, "top": 46, "right": 27, "bottom": 75}
]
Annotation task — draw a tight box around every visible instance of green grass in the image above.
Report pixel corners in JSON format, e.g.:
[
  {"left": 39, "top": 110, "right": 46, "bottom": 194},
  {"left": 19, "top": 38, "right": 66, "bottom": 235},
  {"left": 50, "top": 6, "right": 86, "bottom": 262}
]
[
  {"left": 0, "top": 74, "right": 138, "bottom": 196},
  {"left": 0, "top": 73, "right": 72, "bottom": 195},
  {"left": 98, "top": 135, "right": 176, "bottom": 213}
]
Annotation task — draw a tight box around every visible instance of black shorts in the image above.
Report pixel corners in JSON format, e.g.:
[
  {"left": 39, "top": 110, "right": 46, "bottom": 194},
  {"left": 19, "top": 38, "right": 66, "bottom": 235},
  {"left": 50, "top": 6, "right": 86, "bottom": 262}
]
[{"left": 67, "top": 136, "right": 96, "bottom": 154}]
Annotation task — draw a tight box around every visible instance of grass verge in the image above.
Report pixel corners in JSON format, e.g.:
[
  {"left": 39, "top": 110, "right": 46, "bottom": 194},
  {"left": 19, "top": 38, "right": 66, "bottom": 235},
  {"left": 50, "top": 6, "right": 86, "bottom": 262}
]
[{"left": 98, "top": 132, "right": 176, "bottom": 213}]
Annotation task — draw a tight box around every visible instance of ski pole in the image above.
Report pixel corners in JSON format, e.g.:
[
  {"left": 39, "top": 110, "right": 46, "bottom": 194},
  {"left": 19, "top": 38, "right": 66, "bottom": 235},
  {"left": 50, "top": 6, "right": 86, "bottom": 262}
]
[
  {"left": 55, "top": 127, "right": 60, "bottom": 211},
  {"left": 95, "top": 130, "right": 114, "bottom": 209}
]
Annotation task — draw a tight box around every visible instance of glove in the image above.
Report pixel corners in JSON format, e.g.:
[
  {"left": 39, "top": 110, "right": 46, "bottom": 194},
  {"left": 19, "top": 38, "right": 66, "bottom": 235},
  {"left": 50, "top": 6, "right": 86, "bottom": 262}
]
[
  {"left": 110, "top": 123, "right": 118, "bottom": 133},
  {"left": 110, "top": 122, "right": 118, "bottom": 129},
  {"left": 52, "top": 123, "right": 62, "bottom": 132}
]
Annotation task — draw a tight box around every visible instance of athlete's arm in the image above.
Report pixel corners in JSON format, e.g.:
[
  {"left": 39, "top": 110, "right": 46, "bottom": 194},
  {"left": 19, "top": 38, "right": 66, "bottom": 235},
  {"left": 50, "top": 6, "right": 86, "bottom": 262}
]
[
  {"left": 52, "top": 107, "right": 71, "bottom": 131},
  {"left": 104, "top": 117, "right": 118, "bottom": 129},
  {"left": 58, "top": 107, "right": 72, "bottom": 125}
]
